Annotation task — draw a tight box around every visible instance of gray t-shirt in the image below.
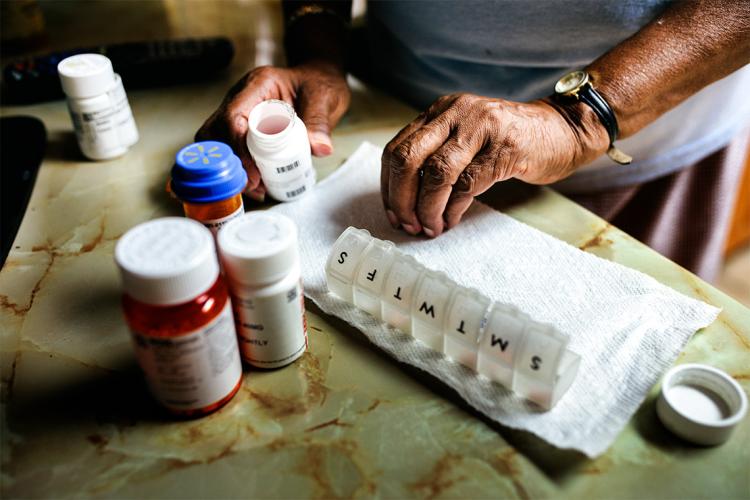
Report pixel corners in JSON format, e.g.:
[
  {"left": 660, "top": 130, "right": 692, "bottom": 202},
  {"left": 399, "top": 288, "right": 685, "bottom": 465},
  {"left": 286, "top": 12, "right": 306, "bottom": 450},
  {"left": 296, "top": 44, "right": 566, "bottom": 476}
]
[{"left": 366, "top": 1, "right": 750, "bottom": 192}]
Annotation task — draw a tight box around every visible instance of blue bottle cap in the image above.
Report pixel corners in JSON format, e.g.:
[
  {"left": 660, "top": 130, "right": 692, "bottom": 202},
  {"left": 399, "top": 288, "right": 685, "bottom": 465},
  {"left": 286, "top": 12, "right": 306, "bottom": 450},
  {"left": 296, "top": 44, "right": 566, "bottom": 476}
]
[{"left": 171, "top": 141, "right": 248, "bottom": 203}]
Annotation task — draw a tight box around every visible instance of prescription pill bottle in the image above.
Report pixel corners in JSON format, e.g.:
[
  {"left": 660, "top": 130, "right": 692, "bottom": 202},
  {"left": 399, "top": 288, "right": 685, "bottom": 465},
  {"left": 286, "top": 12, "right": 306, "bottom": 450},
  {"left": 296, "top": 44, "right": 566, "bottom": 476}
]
[
  {"left": 217, "top": 212, "right": 308, "bottom": 368},
  {"left": 115, "top": 217, "right": 243, "bottom": 417},
  {"left": 171, "top": 141, "right": 248, "bottom": 235},
  {"left": 245, "top": 99, "right": 316, "bottom": 202},
  {"left": 58, "top": 53, "right": 139, "bottom": 160}
]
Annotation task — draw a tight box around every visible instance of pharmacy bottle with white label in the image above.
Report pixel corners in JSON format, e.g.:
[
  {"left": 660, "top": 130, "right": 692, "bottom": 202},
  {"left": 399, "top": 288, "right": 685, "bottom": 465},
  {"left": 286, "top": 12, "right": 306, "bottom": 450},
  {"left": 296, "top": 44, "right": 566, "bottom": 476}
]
[
  {"left": 245, "top": 99, "right": 316, "bottom": 202},
  {"left": 115, "top": 217, "right": 243, "bottom": 417},
  {"left": 171, "top": 141, "right": 248, "bottom": 236},
  {"left": 58, "top": 53, "right": 139, "bottom": 160},
  {"left": 217, "top": 212, "right": 308, "bottom": 368}
]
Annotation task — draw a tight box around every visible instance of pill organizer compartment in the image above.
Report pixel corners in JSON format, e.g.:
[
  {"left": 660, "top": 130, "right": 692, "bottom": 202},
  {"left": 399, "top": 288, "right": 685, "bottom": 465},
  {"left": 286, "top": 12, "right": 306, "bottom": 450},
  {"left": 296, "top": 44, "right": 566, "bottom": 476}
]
[
  {"left": 477, "top": 303, "right": 528, "bottom": 388},
  {"left": 411, "top": 270, "right": 455, "bottom": 351},
  {"left": 353, "top": 238, "right": 395, "bottom": 319},
  {"left": 513, "top": 323, "right": 579, "bottom": 410},
  {"left": 443, "top": 287, "right": 490, "bottom": 370},
  {"left": 380, "top": 253, "right": 424, "bottom": 334},
  {"left": 325, "top": 227, "right": 373, "bottom": 302},
  {"left": 324, "top": 227, "right": 581, "bottom": 410}
]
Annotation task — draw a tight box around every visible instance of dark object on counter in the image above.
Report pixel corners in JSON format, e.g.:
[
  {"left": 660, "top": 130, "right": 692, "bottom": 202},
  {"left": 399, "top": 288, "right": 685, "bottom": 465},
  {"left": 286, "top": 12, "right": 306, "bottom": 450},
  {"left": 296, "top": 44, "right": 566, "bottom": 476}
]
[
  {"left": 2, "top": 37, "right": 235, "bottom": 104},
  {"left": 0, "top": 116, "right": 46, "bottom": 268}
]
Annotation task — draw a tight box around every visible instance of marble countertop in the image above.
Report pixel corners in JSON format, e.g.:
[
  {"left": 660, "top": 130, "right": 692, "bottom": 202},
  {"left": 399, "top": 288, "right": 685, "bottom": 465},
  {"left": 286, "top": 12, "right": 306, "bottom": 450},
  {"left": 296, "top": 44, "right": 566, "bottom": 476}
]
[{"left": 1, "top": 1, "right": 748, "bottom": 498}]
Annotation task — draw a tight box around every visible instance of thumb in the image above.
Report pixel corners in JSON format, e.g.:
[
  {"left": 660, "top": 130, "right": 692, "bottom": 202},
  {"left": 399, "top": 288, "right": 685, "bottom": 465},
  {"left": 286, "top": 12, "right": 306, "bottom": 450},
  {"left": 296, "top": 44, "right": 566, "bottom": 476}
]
[{"left": 297, "top": 94, "right": 336, "bottom": 157}]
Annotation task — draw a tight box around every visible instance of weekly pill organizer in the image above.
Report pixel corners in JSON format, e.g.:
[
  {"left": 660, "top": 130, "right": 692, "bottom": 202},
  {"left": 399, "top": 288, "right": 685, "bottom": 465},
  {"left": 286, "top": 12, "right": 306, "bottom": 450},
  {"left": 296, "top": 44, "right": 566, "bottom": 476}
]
[{"left": 325, "top": 227, "right": 581, "bottom": 410}]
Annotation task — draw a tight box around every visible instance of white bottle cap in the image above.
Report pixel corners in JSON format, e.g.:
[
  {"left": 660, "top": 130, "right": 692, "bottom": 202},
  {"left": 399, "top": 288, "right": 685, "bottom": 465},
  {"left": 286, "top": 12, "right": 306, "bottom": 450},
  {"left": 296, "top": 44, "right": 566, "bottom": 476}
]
[
  {"left": 58, "top": 53, "right": 116, "bottom": 98},
  {"left": 115, "top": 217, "right": 220, "bottom": 306},
  {"left": 218, "top": 212, "right": 299, "bottom": 286},
  {"left": 656, "top": 363, "right": 747, "bottom": 446}
]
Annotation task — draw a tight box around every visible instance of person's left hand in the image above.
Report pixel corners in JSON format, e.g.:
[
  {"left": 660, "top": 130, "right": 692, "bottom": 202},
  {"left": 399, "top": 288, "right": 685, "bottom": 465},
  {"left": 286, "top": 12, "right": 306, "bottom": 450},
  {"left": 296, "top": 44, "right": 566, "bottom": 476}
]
[{"left": 380, "top": 93, "right": 609, "bottom": 237}]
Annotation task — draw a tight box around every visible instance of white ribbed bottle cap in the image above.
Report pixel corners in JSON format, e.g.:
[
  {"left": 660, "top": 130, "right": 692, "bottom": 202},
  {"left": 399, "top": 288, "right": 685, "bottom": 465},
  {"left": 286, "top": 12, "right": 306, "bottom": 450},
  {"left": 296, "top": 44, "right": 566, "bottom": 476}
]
[
  {"left": 218, "top": 212, "right": 299, "bottom": 286},
  {"left": 58, "top": 53, "right": 115, "bottom": 98},
  {"left": 115, "top": 217, "right": 220, "bottom": 306},
  {"left": 656, "top": 363, "right": 747, "bottom": 446}
]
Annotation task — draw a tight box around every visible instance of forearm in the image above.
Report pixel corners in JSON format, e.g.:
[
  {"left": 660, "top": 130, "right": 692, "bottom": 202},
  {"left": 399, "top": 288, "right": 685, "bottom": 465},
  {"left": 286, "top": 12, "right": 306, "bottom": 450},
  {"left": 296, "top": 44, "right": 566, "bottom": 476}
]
[
  {"left": 282, "top": 1, "right": 352, "bottom": 71},
  {"left": 588, "top": 0, "right": 750, "bottom": 138}
]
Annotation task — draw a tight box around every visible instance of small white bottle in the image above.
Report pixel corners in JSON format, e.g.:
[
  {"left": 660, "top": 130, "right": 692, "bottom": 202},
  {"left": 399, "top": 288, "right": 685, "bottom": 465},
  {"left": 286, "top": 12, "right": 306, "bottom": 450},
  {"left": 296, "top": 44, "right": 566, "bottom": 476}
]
[
  {"left": 245, "top": 99, "right": 316, "bottom": 202},
  {"left": 217, "top": 212, "right": 308, "bottom": 368},
  {"left": 58, "top": 53, "right": 139, "bottom": 160}
]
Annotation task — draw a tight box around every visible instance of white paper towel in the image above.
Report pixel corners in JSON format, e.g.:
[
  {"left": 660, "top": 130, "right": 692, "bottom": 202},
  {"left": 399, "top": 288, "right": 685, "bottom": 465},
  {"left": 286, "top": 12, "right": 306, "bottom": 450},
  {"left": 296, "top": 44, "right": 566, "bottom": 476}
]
[{"left": 270, "top": 142, "right": 720, "bottom": 457}]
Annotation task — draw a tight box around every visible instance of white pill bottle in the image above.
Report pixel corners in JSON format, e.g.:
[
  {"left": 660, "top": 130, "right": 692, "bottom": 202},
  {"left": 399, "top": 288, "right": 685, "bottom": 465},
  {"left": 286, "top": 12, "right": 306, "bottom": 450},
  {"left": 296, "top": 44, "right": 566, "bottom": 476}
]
[
  {"left": 245, "top": 99, "right": 316, "bottom": 202},
  {"left": 58, "top": 53, "right": 139, "bottom": 160},
  {"left": 218, "top": 212, "right": 308, "bottom": 368}
]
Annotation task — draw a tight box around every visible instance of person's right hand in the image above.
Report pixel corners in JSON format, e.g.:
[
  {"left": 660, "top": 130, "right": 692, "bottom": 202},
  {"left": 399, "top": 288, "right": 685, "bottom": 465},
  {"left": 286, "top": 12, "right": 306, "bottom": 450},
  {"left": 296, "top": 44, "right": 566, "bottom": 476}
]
[{"left": 196, "top": 61, "right": 350, "bottom": 200}]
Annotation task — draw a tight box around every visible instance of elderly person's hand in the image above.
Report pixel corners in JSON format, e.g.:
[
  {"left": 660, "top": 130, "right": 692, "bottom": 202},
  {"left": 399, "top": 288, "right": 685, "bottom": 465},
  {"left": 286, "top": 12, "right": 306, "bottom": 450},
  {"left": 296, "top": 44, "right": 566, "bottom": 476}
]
[
  {"left": 196, "top": 61, "right": 350, "bottom": 200},
  {"left": 381, "top": 93, "right": 609, "bottom": 237}
]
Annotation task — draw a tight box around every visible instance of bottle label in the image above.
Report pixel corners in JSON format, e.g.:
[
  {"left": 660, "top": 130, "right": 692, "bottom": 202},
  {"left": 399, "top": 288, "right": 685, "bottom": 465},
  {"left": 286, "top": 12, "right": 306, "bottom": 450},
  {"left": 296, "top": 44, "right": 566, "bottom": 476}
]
[
  {"left": 130, "top": 302, "right": 242, "bottom": 411},
  {"left": 256, "top": 153, "right": 316, "bottom": 202},
  {"left": 233, "top": 279, "right": 307, "bottom": 367},
  {"left": 257, "top": 153, "right": 312, "bottom": 181},
  {"left": 107, "top": 78, "right": 139, "bottom": 147},
  {"left": 201, "top": 204, "right": 244, "bottom": 235},
  {"left": 265, "top": 167, "right": 316, "bottom": 202},
  {"left": 67, "top": 77, "right": 138, "bottom": 156}
]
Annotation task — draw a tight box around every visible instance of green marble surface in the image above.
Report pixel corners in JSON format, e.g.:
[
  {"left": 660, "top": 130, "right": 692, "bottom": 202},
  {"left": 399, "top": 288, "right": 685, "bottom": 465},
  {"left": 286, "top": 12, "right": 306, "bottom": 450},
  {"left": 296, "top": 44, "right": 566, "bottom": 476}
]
[{"left": 1, "top": 1, "right": 748, "bottom": 498}]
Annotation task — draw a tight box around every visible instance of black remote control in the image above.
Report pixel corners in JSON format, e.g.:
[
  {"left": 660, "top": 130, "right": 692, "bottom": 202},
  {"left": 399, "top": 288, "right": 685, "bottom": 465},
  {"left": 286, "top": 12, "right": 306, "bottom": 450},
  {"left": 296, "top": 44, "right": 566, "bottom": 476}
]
[{"left": 2, "top": 37, "right": 234, "bottom": 104}]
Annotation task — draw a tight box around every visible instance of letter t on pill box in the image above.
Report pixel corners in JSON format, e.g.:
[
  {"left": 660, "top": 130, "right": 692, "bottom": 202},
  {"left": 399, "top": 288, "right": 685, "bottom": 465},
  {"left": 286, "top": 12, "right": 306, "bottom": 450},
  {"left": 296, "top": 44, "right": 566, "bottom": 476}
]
[
  {"left": 380, "top": 253, "right": 424, "bottom": 334},
  {"left": 443, "top": 287, "right": 490, "bottom": 371}
]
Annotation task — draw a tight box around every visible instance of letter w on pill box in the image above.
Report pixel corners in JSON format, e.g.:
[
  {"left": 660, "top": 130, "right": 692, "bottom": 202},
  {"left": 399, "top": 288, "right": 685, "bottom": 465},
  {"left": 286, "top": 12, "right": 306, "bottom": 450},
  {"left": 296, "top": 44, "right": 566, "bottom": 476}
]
[{"left": 325, "top": 227, "right": 581, "bottom": 410}]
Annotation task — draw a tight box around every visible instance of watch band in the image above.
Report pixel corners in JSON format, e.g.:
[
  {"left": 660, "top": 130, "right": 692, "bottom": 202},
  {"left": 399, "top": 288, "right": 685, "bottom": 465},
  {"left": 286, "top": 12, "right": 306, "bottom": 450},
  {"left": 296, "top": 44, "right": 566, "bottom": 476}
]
[
  {"left": 578, "top": 82, "right": 632, "bottom": 165},
  {"left": 579, "top": 87, "right": 617, "bottom": 142}
]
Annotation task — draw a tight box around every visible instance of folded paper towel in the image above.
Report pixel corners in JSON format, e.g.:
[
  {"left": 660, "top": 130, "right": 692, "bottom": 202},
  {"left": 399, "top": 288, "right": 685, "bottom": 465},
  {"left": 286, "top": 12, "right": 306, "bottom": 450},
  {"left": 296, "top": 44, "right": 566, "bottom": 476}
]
[{"left": 269, "top": 142, "right": 720, "bottom": 457}]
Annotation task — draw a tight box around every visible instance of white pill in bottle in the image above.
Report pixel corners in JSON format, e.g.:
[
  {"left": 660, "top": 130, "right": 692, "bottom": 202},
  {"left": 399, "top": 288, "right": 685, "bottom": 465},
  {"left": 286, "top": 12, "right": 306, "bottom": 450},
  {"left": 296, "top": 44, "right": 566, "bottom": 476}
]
[
  {"left": 58, "top": 53, "right": 139, "bottom": 160},
  {"left": 245, "top": 99, "right": 316, "bottom": 202},
  {"left": 217, "top": 212, "right": 308, "bottom": 368}
]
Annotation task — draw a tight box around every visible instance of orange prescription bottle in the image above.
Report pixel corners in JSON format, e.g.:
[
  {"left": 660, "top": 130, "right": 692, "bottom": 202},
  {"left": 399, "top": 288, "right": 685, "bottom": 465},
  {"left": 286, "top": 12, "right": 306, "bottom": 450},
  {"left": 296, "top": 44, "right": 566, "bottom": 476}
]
[
  {"left": 170, "top": 141, "right": 248, "bottom": 235},
  {"left": 114, "top": 217, "right": 243, "bottom": 417}
]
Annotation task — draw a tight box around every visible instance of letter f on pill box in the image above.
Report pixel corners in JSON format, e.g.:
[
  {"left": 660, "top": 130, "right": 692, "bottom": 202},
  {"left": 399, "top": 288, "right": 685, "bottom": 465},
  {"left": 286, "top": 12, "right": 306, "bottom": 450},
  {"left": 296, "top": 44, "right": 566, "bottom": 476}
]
[{"left": 353, "top": 237, "right": 395, "bottom": 319}]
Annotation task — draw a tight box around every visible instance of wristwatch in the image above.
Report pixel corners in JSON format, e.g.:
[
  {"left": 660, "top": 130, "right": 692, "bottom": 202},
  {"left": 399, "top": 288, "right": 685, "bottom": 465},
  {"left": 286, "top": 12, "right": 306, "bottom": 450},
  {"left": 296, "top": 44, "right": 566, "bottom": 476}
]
[{"left": 554, "top": 70, "right": 632, "bottom": 165}]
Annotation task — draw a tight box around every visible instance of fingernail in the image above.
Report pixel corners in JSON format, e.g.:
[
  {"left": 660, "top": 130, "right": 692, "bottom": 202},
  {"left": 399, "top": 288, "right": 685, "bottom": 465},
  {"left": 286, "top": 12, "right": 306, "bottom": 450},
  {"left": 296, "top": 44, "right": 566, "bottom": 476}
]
[
  {"left": 386, "top": 210, "right": 399, "bottom": 228},
  {"left": 402, "top": 224, "right": 419, "bottom": 235},
  {"left": 423, "top": 227, "right": 435, "bottom": 238},
  {"left": 310, "top": 132, "right": 333, "bottom": 156}
]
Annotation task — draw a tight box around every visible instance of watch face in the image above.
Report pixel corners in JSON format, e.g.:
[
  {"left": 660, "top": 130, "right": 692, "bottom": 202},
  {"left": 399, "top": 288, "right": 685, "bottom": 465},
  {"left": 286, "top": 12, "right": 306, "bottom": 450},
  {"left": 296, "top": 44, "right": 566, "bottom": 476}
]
[{"left": 555, "top": 70, "right": 588, "bottom": 94}]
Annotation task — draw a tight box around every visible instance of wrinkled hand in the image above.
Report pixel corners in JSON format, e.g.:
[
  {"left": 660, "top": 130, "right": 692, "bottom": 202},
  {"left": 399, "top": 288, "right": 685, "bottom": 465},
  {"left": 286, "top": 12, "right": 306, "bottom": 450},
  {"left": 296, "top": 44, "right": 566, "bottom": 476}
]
[
  {"left": 197, "top": 62, "right": 350, "bottom": 199},
  {"left": 381, "top": 93, "right": 608, "bottom": 236}
]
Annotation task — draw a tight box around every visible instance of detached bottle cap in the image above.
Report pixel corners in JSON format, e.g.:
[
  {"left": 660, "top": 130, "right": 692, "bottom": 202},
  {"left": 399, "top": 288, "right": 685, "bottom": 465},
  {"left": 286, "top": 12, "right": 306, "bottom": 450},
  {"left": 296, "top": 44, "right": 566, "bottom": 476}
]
[
  {"left": 115, "top": 218, "right": 219, "bottom": 305},
  {"left": 656, "top": 363, "right": 747, "bottom": 446},
  {"left": 218, "top": 212, "right": 299, "bottom": 286},
  {"left": 58, "top": 53, "right": 115, "bottom": 99},
  {"left": 171, "top": 141, "right": 248, "bottom": 203}
]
